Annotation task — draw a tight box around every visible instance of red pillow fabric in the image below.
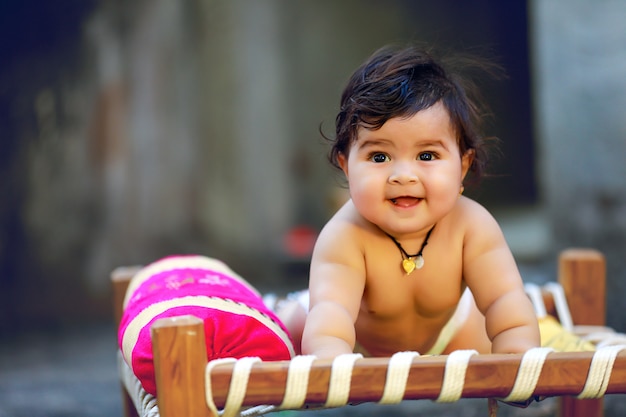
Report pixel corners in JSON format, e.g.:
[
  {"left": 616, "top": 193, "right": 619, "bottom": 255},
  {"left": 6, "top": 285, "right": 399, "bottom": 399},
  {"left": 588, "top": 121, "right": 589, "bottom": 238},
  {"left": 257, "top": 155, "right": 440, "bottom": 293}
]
[{"left": 118, "top": 255, "right": 294, "bottom": 395}]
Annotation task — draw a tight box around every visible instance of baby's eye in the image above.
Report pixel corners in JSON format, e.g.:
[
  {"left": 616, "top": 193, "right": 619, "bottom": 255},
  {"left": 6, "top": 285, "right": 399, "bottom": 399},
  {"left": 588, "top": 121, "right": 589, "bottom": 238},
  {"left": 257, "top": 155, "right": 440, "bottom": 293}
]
[
  {"left": 370, "top": 153, "right": 390, "bottom": 163},
  {"left": 418, "top": 152, "right": 435, "bottom": 161}
]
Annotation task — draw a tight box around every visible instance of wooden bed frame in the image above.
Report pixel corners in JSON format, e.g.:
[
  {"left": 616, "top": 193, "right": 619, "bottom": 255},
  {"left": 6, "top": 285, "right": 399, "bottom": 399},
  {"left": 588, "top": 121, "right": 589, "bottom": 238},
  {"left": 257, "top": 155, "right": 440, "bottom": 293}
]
[{"left": 112, "top": 248, "right": 626, "bottom": 417}]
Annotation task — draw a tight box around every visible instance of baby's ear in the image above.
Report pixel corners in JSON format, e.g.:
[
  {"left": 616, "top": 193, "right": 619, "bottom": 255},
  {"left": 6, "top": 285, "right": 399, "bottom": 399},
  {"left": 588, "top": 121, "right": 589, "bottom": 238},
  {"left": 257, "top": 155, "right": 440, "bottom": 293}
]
[
  {"left": 461, "top": 149, "right": 475, "bottom": 179},
  {"left": 338, "top": 153, "right": 349, "bottom": 176}
]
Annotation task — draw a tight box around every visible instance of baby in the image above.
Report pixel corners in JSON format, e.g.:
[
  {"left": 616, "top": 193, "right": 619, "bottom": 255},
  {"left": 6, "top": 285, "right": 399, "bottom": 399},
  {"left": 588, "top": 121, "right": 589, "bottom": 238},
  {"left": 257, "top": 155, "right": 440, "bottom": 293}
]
[{"left": 281, "top": 44, "right": 540, "bottom": 359}]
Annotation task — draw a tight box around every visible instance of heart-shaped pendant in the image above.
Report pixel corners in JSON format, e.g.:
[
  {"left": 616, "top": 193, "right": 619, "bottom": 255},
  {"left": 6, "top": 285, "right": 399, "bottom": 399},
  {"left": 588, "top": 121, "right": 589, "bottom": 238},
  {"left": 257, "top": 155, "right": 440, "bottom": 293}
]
[
  {"left": 402, "top": 258, "right": 416, "bottom": 274},
  {"left": 414, "top": 255, "right": 424, "bottom": 270}
]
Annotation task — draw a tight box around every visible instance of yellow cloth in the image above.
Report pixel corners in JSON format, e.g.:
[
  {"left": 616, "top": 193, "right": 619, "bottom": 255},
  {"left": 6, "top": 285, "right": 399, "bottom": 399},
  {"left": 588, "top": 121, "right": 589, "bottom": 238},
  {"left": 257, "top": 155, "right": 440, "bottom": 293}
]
[{"left": 538, "top": 315, "right": 595, "bottom": 351}]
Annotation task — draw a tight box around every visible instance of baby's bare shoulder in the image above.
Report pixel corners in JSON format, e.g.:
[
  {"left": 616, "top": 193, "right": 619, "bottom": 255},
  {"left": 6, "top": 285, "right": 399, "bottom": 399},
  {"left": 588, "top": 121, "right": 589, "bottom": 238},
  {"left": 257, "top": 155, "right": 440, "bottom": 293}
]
[
  {"left": 313, "top": 201, "right": 374, "bottom": 259},
  {"left": 455, "top": 195, "right": 493, "bottom": 216},
  {"left": 452, "top": 196, "right": 510, "bottom": 257},
  {"left": 449, "top": 196, "right": 500, "bottom": 230},
  {"left": 319, "top": 201, "right": 376, "bottom": 238}
]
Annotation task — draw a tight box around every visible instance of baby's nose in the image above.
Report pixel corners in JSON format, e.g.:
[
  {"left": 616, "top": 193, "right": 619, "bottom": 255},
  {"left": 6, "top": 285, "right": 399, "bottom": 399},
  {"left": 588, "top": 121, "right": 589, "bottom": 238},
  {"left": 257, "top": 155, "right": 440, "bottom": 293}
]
[{"left": 388, "top": 162, "right": 419, "bottom": 184}]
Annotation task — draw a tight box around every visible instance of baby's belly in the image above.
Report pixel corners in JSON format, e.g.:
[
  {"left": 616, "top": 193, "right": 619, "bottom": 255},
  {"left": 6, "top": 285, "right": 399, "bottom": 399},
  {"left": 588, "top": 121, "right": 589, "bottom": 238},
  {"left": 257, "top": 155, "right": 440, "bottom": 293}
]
[{"left": 354, "top": 309, "right": 455, "bottom": 356}]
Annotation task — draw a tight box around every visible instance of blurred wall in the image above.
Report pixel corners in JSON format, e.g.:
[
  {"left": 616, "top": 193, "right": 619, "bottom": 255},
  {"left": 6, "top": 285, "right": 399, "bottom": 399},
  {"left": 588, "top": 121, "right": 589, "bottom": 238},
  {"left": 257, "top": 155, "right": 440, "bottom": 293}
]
[
  {"left": 1, "top": 0, "right": 594, "bottom": 334},
  {"left": 529, "top": 0, "right": 626, "bottom": 330}
]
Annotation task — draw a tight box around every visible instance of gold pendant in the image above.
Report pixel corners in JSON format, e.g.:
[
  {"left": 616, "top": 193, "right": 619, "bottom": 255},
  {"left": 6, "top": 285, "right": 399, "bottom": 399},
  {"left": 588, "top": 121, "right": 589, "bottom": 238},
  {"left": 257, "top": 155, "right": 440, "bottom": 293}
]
[
  {"left": 402, "top": 258, "right": 416, "bottom": 275},
  {"left": 402, "top": 256, "right": 425, "bottom": 275}
]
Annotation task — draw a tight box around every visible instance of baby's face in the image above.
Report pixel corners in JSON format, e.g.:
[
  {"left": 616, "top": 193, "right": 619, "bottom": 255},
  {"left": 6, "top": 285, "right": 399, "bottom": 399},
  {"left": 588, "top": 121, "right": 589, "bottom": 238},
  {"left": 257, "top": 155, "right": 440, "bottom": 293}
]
[{"left": 338, "top": 102, "right": 473, "bottom": 238}]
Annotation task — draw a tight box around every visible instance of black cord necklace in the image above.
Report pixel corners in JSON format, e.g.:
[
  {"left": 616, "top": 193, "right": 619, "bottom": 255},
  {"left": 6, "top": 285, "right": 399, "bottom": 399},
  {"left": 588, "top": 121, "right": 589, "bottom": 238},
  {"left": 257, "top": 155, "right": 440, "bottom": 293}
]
[{"left": 385, "top": 225, "right": 436, "bottom": 275}]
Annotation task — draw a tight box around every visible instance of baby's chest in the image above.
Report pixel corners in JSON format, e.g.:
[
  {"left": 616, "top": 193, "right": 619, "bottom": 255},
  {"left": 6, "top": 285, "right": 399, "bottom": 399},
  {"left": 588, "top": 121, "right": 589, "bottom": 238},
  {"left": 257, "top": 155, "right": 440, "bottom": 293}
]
[
  {"left": 362, "top": 266, "right": 464, "bottom": 318},
  {"left": 361, "top": 230, "right": 465, "bottom": 317}
]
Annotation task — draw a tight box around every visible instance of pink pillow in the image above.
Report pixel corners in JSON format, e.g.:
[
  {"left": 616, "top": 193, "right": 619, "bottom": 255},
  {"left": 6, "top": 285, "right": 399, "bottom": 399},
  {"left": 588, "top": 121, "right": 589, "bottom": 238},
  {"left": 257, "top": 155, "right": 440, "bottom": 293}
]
[{"left": 118, "top": 255, "right": 294, "bottom": 395}]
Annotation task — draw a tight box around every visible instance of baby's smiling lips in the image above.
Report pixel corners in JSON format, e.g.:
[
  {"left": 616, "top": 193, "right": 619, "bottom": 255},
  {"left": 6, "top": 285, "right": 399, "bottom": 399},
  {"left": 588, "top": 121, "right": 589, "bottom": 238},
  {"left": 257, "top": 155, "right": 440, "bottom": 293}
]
[{"left": 390, "top": 196, "right": 421, "bottom": 208}]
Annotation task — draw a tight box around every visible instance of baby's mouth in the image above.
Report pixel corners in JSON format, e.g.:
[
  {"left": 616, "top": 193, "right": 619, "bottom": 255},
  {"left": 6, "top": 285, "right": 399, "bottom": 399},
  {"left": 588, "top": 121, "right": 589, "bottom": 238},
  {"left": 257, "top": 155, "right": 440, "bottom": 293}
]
[{"left": 390, "top": 196, "right": 420, "bottom": 207}]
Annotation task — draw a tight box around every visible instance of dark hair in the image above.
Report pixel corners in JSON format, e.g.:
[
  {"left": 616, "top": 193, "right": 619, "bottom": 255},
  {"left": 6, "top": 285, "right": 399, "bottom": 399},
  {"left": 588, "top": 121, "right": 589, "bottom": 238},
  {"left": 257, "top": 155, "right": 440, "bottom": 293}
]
[{"left": 328, "top": 44, "right": 498, "bottom": 181}]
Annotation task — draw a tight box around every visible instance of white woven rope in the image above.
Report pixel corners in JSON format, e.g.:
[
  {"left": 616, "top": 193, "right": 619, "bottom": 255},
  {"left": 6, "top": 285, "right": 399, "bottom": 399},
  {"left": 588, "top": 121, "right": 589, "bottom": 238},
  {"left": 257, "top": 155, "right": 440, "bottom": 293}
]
[
  {"left": 378, "top": 351, "right": 421, "bottom": 404},
  {"left": 123, "top": 346, "right": 626, "bottom": 417},
  {"left": 239, "top": 405, "right": 276, "bottom": 417},
  {"left": 231, "top": 355, "right": 319, "bottom": 416},
  {"left": 544, "top": 282, "right": 574, "bottom": 331},
  {"left": 436, "top": 349, "right": 478, "bottom": 403},
  {"left": 324, "top": 353, "right": 363, "bottom": 407},
  {"left": 117, "top": 352, "right": 160, "bottom": 417},
  {"left": 578, "top": 345, "right": 626, "bottom": 399},
  {"left": 279, "top": 355, "right": 317, "bottom": 409},
  {"left": 575, "top": 324, "right": 626, "bottom": 348},
  {"left": 591, "top": 333, "right": 626, "bottom": 348},
  {"left": 225, "top": 357, "right": 262, "bottom": 417},
  {"left": 205, "top": 357, "right": 236, "bottom": 416},
  {"left": 502, "top": 347, "right": 554, "bottom": 402},
  {"left": 528, "top": 282, "right": 626, "bottom": 348},
  {"left": 524, "top": 283, "right": 548, "bottom": 317}
]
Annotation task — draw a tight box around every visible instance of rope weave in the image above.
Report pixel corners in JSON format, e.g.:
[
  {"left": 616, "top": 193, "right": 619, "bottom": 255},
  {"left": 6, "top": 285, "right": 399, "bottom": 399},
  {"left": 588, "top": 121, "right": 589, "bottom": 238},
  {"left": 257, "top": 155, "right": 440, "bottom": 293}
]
[
  {"left": 122, "top": 345, "right": 626, "bottom": 417},
  {"left": 575, "top": 325, "right": 626, "bottom": 348},
  {"left": 591, "top": 333, "right": 626, "bottom": 348},
  {"left": 279, "top": 355, "right": 316, "bottom": 408},
  {"left": 378, "top": 351, "right": 421, "bottom": 404},
  {"left": 225, "top": 357, "right": 261, "bottom": 417},
  {"left": 205, "top": 357, "right": 237, "bottom": 416},
  {"left": 502, "top": 347, "right": 554, "bottom": 402},
  {"left": 544, "top": 282, "right": 574, "bottom": 331},
  {"left": 117, "top": 352, "right": 160, "bottom": 417},
  {"left": 206, "top": 346, "right": 626, "bottom": 416},
  {"left": 578, "top": 344, "right": 626, "bottom": 399},
  {"left": 436, "top": 349, "right": 478, "bottom": 402},
  {"left": 524, "top": 283, "right": 548, "bottom": 317},
  {"left": 124, "top": 280, "right": 626, "bottom": 417},
  {"left": 324, "top": 353, "right": 363, "bottom": 407}
]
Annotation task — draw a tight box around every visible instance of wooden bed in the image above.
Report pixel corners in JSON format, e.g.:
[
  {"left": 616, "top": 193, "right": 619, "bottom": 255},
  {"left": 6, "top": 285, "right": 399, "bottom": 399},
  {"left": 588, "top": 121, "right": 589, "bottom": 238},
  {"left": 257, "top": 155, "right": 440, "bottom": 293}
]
[{"left": 112, "top": 248, "right": 626, "bottom": 417}]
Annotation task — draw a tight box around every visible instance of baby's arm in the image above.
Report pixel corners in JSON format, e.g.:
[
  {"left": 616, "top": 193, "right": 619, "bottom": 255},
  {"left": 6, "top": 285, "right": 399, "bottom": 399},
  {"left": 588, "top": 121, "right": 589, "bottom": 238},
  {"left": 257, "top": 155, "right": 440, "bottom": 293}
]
[
  {"left": 462, "top": 203, "right": 540, "bottom": 353},
  {"left": 301, "top": 220, "right": 366, "bottom": 359}
]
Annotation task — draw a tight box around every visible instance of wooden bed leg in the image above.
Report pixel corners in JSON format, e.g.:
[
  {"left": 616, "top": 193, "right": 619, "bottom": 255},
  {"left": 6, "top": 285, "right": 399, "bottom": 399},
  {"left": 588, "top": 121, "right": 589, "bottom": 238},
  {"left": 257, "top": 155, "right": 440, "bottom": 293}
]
[
  {"left": 152, "top": 315, "right": 212, "bottom": 417},
  {"left": 111, "top": 266, "right": 141, "bottom": 332},
  {"left": 558, "top": 249, "right": 606, "bottom": 417}
]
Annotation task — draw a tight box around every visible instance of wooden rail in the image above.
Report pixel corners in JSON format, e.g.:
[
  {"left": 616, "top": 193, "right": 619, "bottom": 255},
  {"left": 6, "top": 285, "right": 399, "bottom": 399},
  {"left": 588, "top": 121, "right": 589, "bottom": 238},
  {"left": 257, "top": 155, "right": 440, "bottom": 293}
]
[
  {"left": 559, "top": 249, "right": 606, "bottom": 417},
  {"left": 205, "top": 351, "right": 626, "bottom": 406}
]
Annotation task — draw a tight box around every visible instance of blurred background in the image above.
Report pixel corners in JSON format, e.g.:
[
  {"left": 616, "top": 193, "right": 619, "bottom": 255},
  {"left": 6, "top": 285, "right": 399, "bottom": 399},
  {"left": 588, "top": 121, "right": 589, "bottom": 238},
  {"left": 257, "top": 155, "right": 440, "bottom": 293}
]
[{"left": 1, "top": 1, "right": 626, "bottom": 416}]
